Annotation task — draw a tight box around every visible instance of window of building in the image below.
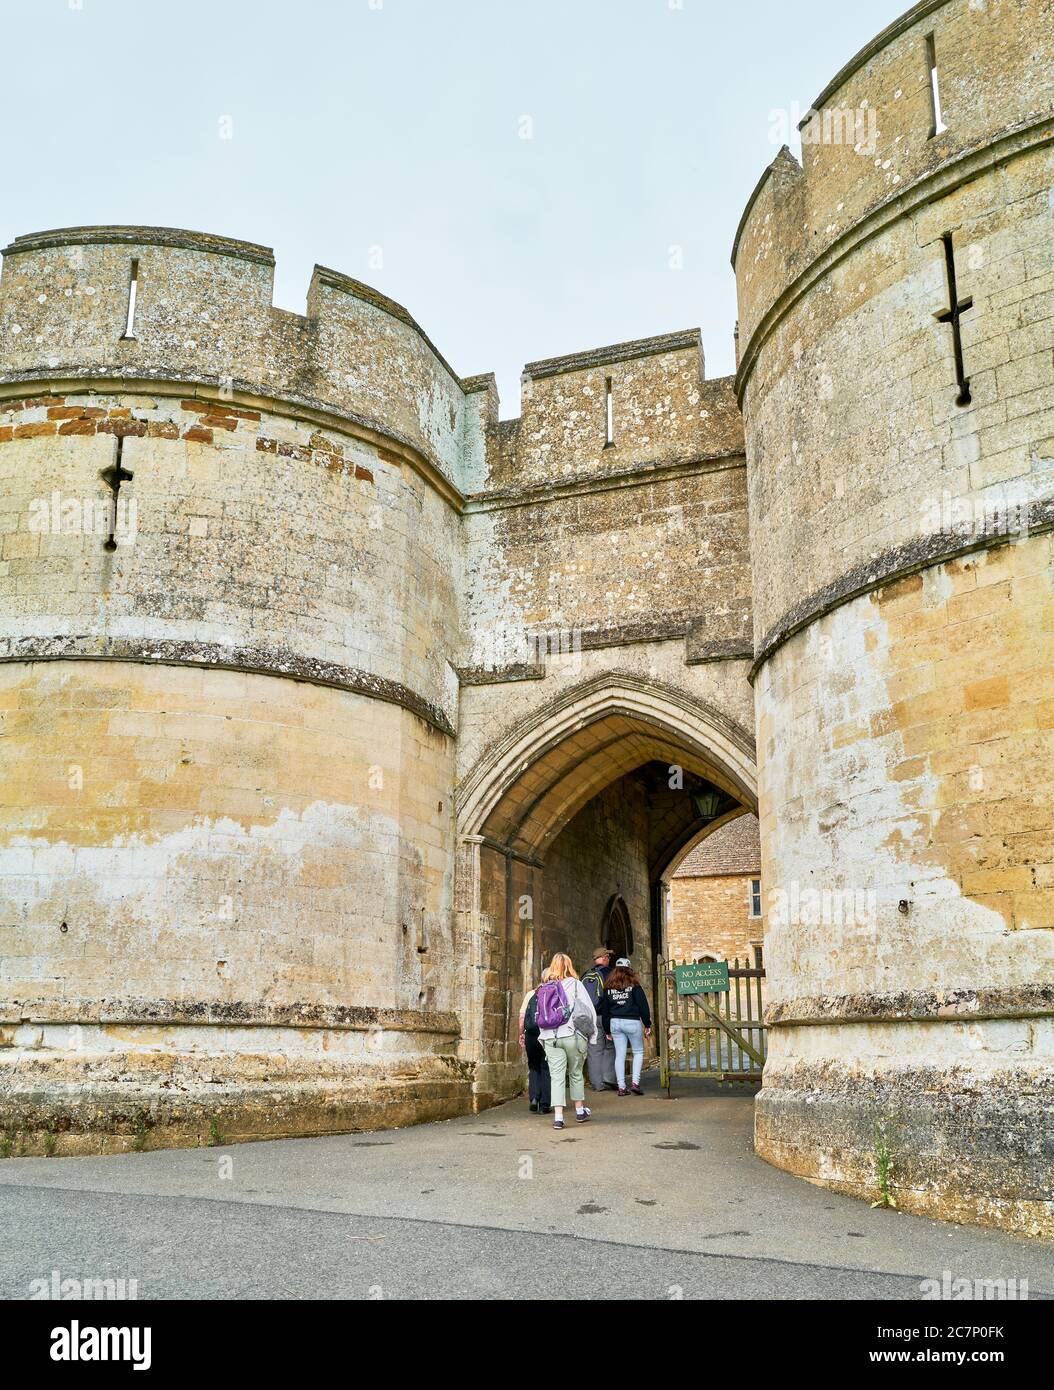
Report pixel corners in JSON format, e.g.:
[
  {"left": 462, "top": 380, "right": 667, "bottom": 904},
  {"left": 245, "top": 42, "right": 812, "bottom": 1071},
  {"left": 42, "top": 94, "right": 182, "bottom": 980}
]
[{"left": 749, "top": 878, "right": 762, "bottom": 918}]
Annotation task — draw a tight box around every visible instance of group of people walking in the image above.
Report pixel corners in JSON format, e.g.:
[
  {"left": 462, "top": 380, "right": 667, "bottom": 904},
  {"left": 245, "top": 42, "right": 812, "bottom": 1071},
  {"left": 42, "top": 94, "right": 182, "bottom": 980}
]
[{"left": 517, "top": 947, "right": 652, "bottom": 1129}]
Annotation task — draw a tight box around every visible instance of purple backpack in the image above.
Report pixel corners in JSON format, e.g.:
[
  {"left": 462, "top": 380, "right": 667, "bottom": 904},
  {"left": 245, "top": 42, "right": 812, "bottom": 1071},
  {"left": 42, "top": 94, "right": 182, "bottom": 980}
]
[{"left": 534, "top": 980, "right": 571, "bottom": 1030}]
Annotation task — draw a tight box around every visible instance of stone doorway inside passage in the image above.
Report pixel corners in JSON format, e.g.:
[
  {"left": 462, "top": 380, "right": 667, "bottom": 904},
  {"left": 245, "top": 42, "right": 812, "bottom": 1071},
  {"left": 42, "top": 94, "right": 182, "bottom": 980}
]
[{"left": 455, "top": 676, "right": 760, "bottom": 1110}]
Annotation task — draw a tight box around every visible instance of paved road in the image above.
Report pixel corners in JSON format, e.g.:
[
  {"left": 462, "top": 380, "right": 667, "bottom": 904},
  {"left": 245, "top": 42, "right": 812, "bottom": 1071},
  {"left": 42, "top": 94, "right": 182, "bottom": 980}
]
[
  {"left": 2, "top": 1077, "right": 1052, "bottom": 1300},
  {"left": 1, "top": 1185, "right": 946, "bottom": 1300}
]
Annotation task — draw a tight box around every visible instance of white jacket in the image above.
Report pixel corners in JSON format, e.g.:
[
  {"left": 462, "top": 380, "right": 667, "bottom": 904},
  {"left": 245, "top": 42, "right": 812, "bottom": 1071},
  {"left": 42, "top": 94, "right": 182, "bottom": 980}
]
[{"left": 537, "top": 978, "right": 598, "bottom": 1045}]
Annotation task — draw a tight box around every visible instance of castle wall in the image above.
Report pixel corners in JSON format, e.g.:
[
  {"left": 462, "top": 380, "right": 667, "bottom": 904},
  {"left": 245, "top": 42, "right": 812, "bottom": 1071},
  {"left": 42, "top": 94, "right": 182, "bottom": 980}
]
[
  {"left": 462, "top": 448, "right": 751, "bottom": 674},
  {"left": 1, "top": 661, "right": 462, "bottom": 1149},
  {"left": 735, "top": 0, "right": 1054, "bottom": 1235},
  {"left": 0, "top": 392, "right": 459, "bottom": 723},
  {"left": 0, "top": 228, "right": 760, "bottom": 1148},
  {"left": 458, "top": 337, "right": 754, "bottom": 791},
  {"left": 497, "top": 333, "right": 742, "bottom": 489},
  {"left": 733, "top": 0, "right": 1054, "bottom": 350},
  {"left": 0, "top": 229, "right": 473, "bottom": 1151}
]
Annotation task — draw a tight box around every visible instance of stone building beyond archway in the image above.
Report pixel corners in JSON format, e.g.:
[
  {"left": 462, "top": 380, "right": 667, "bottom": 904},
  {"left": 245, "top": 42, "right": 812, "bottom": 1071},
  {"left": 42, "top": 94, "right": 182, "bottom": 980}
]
[
  {"left": 0, "top": 0, "right": 1052, "bottom": 1240},
  {"left": 667, "top": 814, "right": 763, "bottom": 967}
]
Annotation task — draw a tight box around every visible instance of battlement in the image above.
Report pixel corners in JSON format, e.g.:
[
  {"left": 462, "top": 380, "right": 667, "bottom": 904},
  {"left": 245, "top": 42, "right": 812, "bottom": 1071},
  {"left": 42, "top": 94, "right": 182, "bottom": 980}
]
[
  {"left": 3, "top": 224, "right": 276, "bottom": 266},
  {"left": 733, "top": 0, "right": 1054, "bottom": 363},
  {"left": 0, "top": 224, "right": 471, "bottom": 488},
  {"left": 0, "top": 227, "right": 744, "bottom": 499},
  {"left": 487, "top": 328, "right": 741, "bottom": 492},
  {"left": 524, "top": 328, "right": 704, "bottom": 381},
  {"left": 0, "top": 226, "right": 746, "bottom": 499}
]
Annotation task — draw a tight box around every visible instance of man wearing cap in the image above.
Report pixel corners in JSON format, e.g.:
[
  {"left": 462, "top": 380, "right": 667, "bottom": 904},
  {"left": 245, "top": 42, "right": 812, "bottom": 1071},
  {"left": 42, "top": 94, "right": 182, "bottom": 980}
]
[{"left": 581, "top": 947, "right": 618, "bottom": 1092}]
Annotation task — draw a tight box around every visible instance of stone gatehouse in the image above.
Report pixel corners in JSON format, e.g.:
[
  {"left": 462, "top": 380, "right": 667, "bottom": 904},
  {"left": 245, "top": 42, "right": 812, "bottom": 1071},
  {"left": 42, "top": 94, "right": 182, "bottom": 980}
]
[{"left": 1, "top": 0, "right": 1052, "bottom": 1238}]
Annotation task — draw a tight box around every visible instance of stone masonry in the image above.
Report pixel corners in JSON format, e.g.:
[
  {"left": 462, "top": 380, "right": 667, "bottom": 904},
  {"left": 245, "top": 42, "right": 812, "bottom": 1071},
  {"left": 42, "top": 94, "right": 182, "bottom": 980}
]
[{"left": 0, "top": 0, "right": 1051, "bottom": 1238}]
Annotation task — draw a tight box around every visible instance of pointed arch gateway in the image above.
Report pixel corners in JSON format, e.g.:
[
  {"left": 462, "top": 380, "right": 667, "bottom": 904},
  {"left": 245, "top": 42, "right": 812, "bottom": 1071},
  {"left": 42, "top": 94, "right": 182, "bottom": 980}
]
[
  {"left": 457, "top": 674, "right": 758, "bottom": 854},
  {"left": 455, "top": 674, "right": 759, "bottom": 1104}
]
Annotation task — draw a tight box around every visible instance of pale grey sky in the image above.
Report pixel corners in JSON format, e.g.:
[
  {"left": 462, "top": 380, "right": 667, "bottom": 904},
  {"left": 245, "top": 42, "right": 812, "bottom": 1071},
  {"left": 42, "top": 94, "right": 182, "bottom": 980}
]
[{"left": 1, "top": 0, "right": 902, "bottom": 414}]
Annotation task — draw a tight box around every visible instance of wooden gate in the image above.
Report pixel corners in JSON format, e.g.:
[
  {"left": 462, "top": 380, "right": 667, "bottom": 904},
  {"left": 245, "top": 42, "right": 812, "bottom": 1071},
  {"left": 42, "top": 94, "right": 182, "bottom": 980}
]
[{"left": 657, "top": 955, "right": 768, "bottom": 1090}]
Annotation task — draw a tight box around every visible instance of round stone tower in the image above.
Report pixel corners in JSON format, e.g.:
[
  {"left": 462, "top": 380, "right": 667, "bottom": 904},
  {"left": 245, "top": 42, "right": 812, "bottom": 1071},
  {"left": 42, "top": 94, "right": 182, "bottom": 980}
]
[
  {"left": 734, "top": 0, "right": 1054, "bottom": 1235},
  {"left": 0, "top": 226, "right": 484, "bottom": 1149}
]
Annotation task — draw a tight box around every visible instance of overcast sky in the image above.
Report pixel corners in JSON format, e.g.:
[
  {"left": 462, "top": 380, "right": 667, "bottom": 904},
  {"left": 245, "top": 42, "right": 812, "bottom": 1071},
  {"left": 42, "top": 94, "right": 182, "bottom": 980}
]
[{"left": 2, "top": 0, "right": 901, "bottom": 414}]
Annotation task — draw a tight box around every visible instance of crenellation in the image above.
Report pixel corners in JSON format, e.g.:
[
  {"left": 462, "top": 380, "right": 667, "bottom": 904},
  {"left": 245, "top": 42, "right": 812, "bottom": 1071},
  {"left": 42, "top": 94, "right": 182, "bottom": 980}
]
[
  {"left": 731, "top": 146, "right": 808, "bottom": 351},
  {"left": 734, "top": 0, "right": 1054, "bottom": 384},
  {"left": 505, "top": 335, "right": 736, "bottom": 492},
  {"left": 0, "top": 227, "right": 479, "bottom": 492}
]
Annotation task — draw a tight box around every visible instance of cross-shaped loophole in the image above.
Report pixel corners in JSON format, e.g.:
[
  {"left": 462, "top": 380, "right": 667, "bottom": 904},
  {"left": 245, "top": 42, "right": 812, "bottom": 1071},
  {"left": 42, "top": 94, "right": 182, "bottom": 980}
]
[
  {"left": 934, "top": 232, "right": 974, "bottom": 408},
  {"left": 100, "top": 436, "right": 134, "bottom": 552}
]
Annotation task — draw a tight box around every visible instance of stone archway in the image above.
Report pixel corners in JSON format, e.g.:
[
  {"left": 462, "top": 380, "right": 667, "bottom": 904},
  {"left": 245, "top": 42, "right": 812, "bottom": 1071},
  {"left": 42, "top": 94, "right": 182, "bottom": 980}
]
[{"left": 454, "top": 674, "right": 758, "bottom": 1106}]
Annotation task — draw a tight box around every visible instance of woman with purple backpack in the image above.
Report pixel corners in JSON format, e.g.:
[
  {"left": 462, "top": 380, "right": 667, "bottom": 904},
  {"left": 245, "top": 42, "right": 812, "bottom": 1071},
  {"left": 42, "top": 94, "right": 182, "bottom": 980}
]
[{"left": 534, "top": 954, "right": 598, "bottom": 1130}]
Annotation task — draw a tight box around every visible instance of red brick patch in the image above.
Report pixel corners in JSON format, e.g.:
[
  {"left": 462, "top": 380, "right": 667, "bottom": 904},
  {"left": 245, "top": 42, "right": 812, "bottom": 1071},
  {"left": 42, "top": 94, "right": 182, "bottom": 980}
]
[
  {"left": 1, "top": 396, "right": 64, "bottom": 415},
  {"left": 181, "top": 400, "right": 260, "bottom": 422},
  {"left": 0, "top": 402, "right": 377, "bottom": 488},
  {"left": 14, "top": 421, "right": 57, "bottom": 439},
  {"left": 48, "top": 405, "right": 105, "bottom": 421},
  {"left": 253, "top": 432, "right": 375, "bottom": 483},
  {"left": 97, "top": 418, "right": 147, "bottom": 438}
]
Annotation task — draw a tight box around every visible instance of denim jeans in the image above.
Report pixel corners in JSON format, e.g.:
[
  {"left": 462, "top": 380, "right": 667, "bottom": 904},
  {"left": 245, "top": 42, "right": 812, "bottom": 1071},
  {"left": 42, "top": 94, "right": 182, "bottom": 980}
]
[{"left": 610, "top": 1017, "right": 645, "bottom": 1087}]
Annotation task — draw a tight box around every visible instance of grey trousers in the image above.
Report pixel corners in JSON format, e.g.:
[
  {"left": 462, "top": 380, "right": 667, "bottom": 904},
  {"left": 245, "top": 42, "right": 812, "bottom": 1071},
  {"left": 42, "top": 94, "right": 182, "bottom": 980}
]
[{"left": 587, "top": 1033, "right": 617, "bottom": 1090}]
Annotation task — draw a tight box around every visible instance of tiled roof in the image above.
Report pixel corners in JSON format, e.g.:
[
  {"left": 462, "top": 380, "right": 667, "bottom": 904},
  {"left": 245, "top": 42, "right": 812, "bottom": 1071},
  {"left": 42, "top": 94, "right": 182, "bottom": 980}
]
[{"left": 674, "top": 813, "right": 761, "bottom": 878}]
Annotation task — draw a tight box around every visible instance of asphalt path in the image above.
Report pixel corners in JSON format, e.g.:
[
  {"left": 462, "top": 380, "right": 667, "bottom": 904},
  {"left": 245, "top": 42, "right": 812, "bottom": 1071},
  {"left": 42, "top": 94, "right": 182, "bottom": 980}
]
[{"left": 3, "top": 1077, "right": 1051, "bottom": 1300}]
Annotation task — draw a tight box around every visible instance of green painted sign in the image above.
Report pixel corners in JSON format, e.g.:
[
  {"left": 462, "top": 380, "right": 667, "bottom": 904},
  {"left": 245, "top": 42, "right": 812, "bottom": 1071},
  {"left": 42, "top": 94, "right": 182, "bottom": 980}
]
[{"left": 675, "top": 961, "right": 730, "bottom": 995}]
